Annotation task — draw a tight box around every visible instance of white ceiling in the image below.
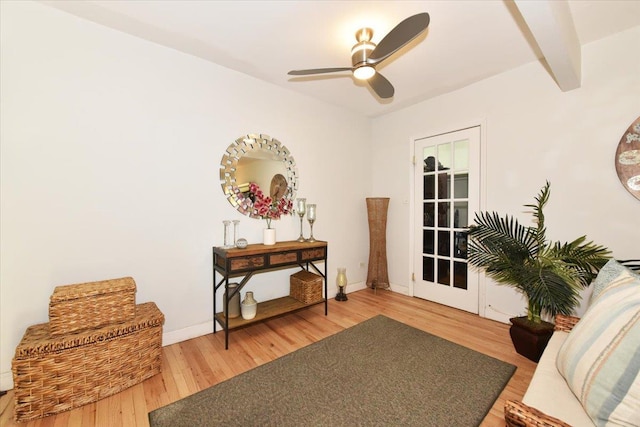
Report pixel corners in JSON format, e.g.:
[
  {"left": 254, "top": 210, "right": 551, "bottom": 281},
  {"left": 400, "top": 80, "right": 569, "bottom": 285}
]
[{"left": 42, "top": 0, "right": 640, "bottom": 118}]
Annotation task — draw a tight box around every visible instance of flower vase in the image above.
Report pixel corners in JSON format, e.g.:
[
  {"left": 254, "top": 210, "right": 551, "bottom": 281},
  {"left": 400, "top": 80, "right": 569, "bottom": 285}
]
[
  {"left": 263, "top": 228, "right": 276, "bottom": 245},
  {"left": 241, "top": 291, "right": 258, "bottom": 320}
]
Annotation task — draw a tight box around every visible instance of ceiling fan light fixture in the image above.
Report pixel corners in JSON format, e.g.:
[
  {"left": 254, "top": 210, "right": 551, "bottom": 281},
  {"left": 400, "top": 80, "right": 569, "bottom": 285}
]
[
  {"left": 353, "top": 65, "right": 375, "bottom": 80},
  {"left": 350, "top": 28, "right": 376, "bottom": 81},
  {"left": 287, "top": 13, "right": 430, "bottom": 99}
]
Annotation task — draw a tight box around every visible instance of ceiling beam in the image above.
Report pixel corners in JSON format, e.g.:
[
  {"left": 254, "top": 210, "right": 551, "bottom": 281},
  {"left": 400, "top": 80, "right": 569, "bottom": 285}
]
[{"left": 514, "top": 0, "right": 581, "bottom": 91}]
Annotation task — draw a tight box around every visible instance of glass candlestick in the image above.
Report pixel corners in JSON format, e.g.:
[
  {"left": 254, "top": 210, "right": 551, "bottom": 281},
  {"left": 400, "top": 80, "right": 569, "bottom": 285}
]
[
  {"left": 307, "top": 204, "right": 317, "bottom": 242},
  {"left": 296, "top": 198, "right": 306, "bottom": 242},
  {"left": 232, "top": 220, "right": 240, "bottom": 245},
  {"left": 222, "top": 220, "right": 233, "bottom": 248}
]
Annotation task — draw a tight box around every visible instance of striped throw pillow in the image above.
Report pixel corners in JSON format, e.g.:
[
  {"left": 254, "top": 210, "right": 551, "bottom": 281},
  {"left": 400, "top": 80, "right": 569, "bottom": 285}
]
[
  {"left": 590, "top": 259, "right": 640, "bottom": 302},
  {"left": 556, "top": 268, "right": 640, "bottom": 427}
]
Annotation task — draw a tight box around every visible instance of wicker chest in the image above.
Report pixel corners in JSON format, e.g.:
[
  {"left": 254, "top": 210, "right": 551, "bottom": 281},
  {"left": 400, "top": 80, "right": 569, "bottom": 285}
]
[
  {"left": 290, "top": 270, "right": 323, "bottom": 304},
  {"left": 48, "top": 277, "right": 137, "bottom": 335},
  {"left": 12, "top": 279, "right": 164, "bottom": 422}
]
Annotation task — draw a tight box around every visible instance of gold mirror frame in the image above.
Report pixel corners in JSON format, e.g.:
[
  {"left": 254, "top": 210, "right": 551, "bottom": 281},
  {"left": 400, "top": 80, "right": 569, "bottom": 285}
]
[{"left": 220, "top": 134, "right": 298, "bottom": 218}]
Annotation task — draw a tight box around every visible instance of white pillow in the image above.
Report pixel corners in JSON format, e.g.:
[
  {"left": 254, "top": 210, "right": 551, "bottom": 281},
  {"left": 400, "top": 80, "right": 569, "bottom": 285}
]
[{"left": 556, "top": 268, "right": 640, "bottom": 427}]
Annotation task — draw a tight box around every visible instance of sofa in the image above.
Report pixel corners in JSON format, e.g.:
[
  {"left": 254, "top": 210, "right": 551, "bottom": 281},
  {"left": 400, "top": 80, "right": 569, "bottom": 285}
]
[{"left": 504, "top": 259, "right": 640, "bottom": 427}]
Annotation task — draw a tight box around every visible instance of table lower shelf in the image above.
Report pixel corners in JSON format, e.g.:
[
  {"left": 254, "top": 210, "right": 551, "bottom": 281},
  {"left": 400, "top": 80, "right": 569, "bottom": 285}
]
[{"left": 215, "top": 296, "right": 325, "bottom": 330}]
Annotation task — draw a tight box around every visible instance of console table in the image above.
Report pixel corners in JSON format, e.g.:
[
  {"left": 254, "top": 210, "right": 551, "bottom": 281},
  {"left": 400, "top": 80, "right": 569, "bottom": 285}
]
[{"left": 212, "top": 240, "right": 328, "bottom": 349}]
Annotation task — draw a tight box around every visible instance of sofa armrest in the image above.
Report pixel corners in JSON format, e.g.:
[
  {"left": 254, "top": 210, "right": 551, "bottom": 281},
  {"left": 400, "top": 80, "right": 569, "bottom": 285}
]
[
  {"left": 554, "top": 314, "right": 580, "bottom": 332},
  {"left": 505, "top": 400, "right": 572, "bottom": 427}
]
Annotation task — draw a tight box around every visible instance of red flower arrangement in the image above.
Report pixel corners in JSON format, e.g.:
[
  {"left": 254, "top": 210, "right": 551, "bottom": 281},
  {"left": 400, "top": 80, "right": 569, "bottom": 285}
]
[{"left": 249, "top": 182, "right": 293, "bottom": 228}]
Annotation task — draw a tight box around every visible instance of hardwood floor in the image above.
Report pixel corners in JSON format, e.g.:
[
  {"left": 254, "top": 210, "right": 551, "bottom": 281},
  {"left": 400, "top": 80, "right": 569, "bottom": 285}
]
[{"left": 0, "top": 289, "right": 536, "bottom": 426}]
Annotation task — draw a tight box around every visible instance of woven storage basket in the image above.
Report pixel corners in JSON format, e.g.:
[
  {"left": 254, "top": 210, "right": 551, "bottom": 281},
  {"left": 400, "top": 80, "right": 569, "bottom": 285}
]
[
  {"left": 49, "top": 277, "right": 136, "bottom": 336},
  {"left": 12, "top": 302, "right": 164, "bottom": 422},
  {"left": 290, "top": 270, "right": 323, "bottom": 304}
]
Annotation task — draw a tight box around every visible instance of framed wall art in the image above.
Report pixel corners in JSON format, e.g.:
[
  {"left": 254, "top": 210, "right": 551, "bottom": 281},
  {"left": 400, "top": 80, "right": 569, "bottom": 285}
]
[{"left": 615, "top": 116, "right": 640, "bottom": 201}]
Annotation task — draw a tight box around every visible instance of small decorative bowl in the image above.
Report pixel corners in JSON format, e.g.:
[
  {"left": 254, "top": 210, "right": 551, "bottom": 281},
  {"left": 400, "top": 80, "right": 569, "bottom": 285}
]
[{"left": 235, "top": 238, "right": 248, "bottom": 249}]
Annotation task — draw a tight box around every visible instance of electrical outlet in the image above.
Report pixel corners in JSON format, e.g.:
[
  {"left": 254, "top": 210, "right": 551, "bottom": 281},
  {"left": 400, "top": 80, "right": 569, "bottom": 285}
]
[{"left": 359, "top": 262, "right": 365, "bottom": 268}]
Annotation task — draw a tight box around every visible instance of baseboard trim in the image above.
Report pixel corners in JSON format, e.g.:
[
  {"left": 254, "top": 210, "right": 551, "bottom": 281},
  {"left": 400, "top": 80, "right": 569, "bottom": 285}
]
[
  {"left": 1, "top": 283, "right": 403, "bottom": 391},
  {"left": 162, "top": 320, "right": 219, "bottom": 347}
]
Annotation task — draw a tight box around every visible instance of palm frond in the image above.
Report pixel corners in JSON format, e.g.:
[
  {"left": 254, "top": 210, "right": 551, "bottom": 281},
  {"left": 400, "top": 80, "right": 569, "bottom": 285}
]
[
  {"left": 523, "top": 267, "right": 582, "bottom": 316},
  {"left": 547, "top": 237, "right": 611, "bottom": 287},
  {"left": 524, "top": 180, "right": 550, "bottom": 255}
]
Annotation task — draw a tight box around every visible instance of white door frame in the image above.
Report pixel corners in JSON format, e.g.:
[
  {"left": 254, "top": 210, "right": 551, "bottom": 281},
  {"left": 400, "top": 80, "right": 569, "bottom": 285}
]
[{"left": 408, "top": 119, "right": 488, "bottom": 317}]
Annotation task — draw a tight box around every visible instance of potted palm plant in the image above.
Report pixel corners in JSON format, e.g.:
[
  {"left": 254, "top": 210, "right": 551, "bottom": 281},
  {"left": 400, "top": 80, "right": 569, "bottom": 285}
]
[{"left": 467, "top": 181, "right": 610, "bottom": 361}]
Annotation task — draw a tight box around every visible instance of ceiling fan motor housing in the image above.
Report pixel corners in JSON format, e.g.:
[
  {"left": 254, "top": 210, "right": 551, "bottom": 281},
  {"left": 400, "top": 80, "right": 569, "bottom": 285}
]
[{"left": 351, "top": 28, "right": 375, "bottom": 67}]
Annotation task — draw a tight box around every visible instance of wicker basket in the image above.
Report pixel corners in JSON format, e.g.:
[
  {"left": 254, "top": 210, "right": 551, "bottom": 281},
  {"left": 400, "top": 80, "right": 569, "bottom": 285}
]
[
  {"left": 12, "top": 302, "right": 164, "bottom": 422},
  {"left": 49, "top": 277, "right": 136, "bottom": 336},
  {"left": 290, "top": 270, "right": 323, "bottom": 304},
  {"left": 554, "top": 314, "right": 581, "bottom": 332}
]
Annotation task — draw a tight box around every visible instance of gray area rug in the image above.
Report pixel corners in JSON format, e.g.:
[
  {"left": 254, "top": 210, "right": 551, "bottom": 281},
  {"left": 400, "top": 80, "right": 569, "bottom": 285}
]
[{"left": 149, "top": 315, "right": 516, "bottom": 427}]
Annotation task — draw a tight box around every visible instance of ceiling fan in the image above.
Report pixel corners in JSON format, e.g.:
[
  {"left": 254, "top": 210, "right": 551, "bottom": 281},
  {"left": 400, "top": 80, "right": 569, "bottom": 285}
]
[{"left": 287, "top": 13, "right": 430, "bottom": 99}]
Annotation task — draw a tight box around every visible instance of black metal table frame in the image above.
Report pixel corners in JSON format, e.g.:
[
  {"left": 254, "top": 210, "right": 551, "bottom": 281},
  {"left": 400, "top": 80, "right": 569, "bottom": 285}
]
[{"left": 212, "top": 246, "right": 327, "bottom": 349}]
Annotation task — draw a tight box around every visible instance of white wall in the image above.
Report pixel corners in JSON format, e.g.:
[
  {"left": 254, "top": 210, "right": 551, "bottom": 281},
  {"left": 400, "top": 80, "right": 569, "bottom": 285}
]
[
  {"left": 0, "top": 1, "right": 371, "bottom": 390},
  {"left": 2, "top": 0, "right": 639, "bottom": 392},
  {"left": 370, "top": 26, "right": 640, "bottom": 323}
]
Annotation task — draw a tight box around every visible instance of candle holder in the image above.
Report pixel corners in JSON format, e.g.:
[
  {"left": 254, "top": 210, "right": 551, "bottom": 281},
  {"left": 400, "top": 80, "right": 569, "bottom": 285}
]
[
  {"left": 335, "top": 267, "right": 348, "bottom": 301},
  {"left": 232, "top": 220, "right": 240, "bottom": 246},
  {"left": 296, "top": 198, "right": 306, "bottom": 242},
  {"left": 222, "top": 220, "right": 234, "bottom": 248},
  {"left": 307, "top": 204, "right": 317, "bottom": 243}
]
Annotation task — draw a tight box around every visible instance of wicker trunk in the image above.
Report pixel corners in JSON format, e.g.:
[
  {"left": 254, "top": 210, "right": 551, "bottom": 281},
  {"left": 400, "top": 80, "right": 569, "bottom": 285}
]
[{"left": 12, "top": 302, "right": 164, "bottom": 422}]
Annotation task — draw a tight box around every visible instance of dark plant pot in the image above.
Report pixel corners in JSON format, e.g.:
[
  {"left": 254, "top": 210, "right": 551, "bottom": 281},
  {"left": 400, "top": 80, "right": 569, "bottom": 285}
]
[{"left": 509, "top": 316, "right": 555, "bottom": 363}]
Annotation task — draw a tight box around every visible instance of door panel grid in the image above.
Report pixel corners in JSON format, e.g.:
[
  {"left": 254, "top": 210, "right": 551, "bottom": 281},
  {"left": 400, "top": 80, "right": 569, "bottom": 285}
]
[
  {"left": 414, "top": 127, "right": 480, "bottom": 314},
  {"left": 422, "top": 140, "right": 469, "bottom": 289}
]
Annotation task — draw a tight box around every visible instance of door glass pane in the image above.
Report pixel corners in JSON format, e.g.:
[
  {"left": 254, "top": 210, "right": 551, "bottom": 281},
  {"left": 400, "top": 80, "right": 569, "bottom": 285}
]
[
  {"left": 453, "top": 173, "right": 468, "bottom": 198},
  {"left": 424, "top": 175, "right": 435, "bottom": 199},
  {"left": 438, "top": 258, "right": 450, "bottom": 286},
  {"left": 424, "top": 202, "right": 434, "bottom": 227},
  {"left": 423, "top": 257, "right": 434, "bottom": 282},
  {"left": 454, "top": 231, "right": 468, "bottom": 259},
  {"left": 423, "top": 230, "right": 434, "bottom": 254},
  {"left": 422, "top": 146, "right": 436, "bottom": 172},
  {"left": 437, "top": 202, "right": 450, "bottom": 227},
  {"left": 453, "top": 261, "right": 468, "bottom": 289},
  {"left": 438, "top": 144, "right": 452, "bottom": 169},
  {"left": 437, "top": 230, "right": 450, "bottom": 256},
  {"left": 454, "top": 139, "right": 469, "bottom": 170},
  {"left": 453, "top": 201, "right": 468, "bottom": 228},
  {"left": 437, "top": 173, "right": 450, "bottom": 198}
]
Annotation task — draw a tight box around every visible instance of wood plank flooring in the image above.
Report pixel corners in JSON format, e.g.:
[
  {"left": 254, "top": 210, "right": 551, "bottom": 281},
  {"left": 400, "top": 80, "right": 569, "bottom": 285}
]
[{"left": 0, "top": 289, "right": 536, "bottom": 426}]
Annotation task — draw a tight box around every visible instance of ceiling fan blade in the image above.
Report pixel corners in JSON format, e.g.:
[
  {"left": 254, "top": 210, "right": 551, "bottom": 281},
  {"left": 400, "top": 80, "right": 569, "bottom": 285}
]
[
  {"left": 288, "top": 67, "right": 352, "bottom": 76},
  {"left": 367, "top": 13, "right": 430, "bottom": 65},
  {"left": 368, "top": 72, "right": 394, "bottom": 99}
]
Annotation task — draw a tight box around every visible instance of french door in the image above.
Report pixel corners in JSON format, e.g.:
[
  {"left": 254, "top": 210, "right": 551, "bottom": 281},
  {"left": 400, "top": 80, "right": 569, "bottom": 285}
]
[{"left": 413, "top": 126, "right": 481, "bottom": 313}]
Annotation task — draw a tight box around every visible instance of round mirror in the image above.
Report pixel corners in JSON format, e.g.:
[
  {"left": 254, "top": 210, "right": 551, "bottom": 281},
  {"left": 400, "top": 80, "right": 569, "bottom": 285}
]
[{"left": 220, "top": 134, "right": 298, "bottom": 218}]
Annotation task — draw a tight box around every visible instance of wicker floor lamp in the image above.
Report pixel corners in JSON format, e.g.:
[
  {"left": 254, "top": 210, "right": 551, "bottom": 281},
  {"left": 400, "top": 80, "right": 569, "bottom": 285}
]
[{"left": 366, "top": 197, "right": 390, "bottom": 291}]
